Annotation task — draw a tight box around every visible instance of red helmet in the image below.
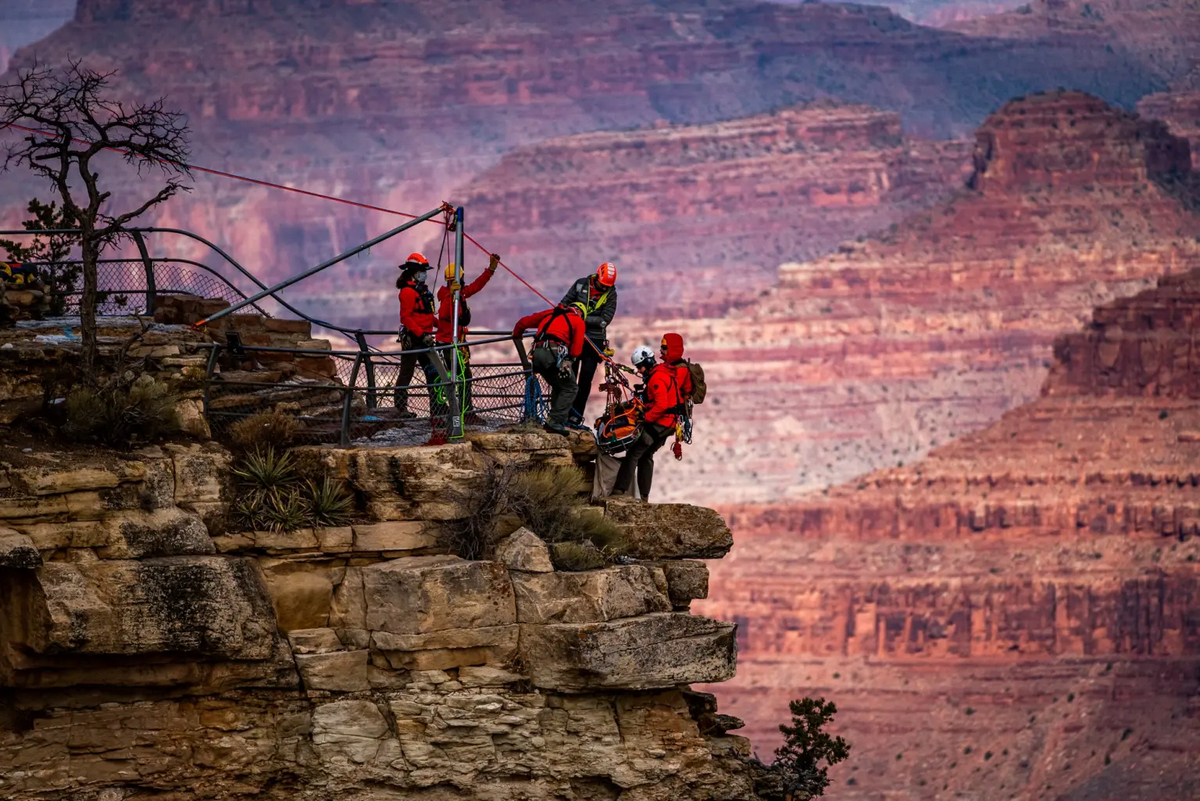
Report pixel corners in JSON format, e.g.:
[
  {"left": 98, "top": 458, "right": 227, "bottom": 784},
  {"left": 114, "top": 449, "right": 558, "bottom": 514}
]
[
  {"left": 595, "top": 262, "right": 617, "bottom": 287},
  {"left": 402, "top": 252, "right": 430, "bottom": 268}
]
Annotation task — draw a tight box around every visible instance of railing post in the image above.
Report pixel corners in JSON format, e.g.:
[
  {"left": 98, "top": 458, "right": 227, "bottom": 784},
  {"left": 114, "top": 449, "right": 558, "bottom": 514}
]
[
  {"left": 354, "top": 331, "right": 377, "bottom": 409},
  {"left": 202, "top": 344, "right": 222, "bottom": 423},
  {"left": 132, "top": 231, "right": 156, "bottom": 316},
  {"left": 447, "top": 206, "right": 465, "bottom": 439},
  {"left": 341, "top": 352, "right": 364, "bottom": 447}
]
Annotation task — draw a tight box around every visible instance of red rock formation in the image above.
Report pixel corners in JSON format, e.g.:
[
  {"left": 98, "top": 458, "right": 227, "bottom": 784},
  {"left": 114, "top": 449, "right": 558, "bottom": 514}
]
[
  {"left": 698, "top": 270, "right": 1200, "bottom": 799},
  {"left": 454, "top": 103, "right": 972, "bottom": 319},
  {"left": 0, "top": 0, "right": 1168, "bottom": 328},
  {"left": 634, "top": 91, "right": 1200, "bottom": 506},
  {"left": 1140, "top": 89, "right": 1200, "bottom": 168},
  {"left": 952, "top": 0, "right": 1200, "bottom": 87}
]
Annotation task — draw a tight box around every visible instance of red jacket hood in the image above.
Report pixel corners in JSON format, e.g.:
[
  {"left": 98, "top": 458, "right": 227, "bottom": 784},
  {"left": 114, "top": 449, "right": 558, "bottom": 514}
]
[{"left": 661, "top": 333, "right": 685, "bottom": 363}]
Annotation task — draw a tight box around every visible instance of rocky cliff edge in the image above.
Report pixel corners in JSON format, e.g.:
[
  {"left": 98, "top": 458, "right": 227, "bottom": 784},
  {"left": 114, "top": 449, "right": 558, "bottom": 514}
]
[{"left": 0, "top": 430, "right": 773, "bottom": 800}]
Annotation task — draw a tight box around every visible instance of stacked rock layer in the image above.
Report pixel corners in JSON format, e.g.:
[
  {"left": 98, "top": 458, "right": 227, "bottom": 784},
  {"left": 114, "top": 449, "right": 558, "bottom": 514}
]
[{"left": 0, "top": 430, "right": 768, "bottom": 800}]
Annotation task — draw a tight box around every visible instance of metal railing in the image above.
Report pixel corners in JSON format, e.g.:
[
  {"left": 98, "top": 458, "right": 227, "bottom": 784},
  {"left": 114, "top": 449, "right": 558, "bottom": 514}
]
[{"left": 202, "top": 331, "right": 549, "bottom": 446}]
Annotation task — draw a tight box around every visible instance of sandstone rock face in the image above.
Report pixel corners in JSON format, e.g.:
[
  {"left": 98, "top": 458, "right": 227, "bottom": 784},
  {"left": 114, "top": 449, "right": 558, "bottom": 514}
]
[
  {"left": 638, "top": 91, "right": 1200, "bottom": 505},
  {"left": 522, "top": 613, "right": 738, "bottom": 692},
  {"left": 460, "top": 104, "right": 973, "bottom": 319},
  {"left": 699, "top": 271, "right": 1200, "bottom": 799},
  {"left": 0, "top": 433, "right": 763, "bottom": 799},
  {"left": 605, "top": 498, "right": 734, "bottom": 559}
]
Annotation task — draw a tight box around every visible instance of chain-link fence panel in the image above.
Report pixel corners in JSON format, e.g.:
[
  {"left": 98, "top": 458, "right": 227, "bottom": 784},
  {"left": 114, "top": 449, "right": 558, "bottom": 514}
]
[{"left": 30, "top": 259, "right": 266, "bottom": 317}]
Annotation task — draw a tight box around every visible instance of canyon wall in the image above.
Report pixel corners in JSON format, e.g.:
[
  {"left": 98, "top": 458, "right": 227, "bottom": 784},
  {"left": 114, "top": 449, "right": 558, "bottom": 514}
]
[
  {"left": 698, "top": 268, "right": 1200, "bottom": 800},
  {"left": 0, "top": 430, "right": 771, "bottom": 800},
  {"left": 634, "top": 91, "right": 1200, "bottom": 505},
  {"left": 0, "top": 0, "right": 1172, "bottom": 330},
  {"left": 449, "top": 103, "right": 972, "bottom": 321}
]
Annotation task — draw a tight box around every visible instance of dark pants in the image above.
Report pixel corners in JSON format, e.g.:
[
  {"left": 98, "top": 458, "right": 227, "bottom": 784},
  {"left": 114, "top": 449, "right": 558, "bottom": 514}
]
[
  {"left": 394, "top": 332, "right": 440, "bottom": 413},
  {"left": 569, "top": 340, "right": 603, "bottom": 424},
  {"left": 531, "top": 345, "right": 578, "bottom": 427},
  {"left": 614, "top": 422, "right": 672, "bottom": 500}
]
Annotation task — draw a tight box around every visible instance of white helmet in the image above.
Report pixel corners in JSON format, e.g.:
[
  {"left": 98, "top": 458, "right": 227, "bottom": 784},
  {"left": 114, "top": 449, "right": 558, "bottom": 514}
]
[{"left": 631, "top": 345, "right": 656, "bottom": 369}]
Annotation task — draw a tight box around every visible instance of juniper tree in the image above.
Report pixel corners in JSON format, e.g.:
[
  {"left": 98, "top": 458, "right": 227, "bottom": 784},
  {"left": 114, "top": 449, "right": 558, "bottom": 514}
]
[
  {"left": 774, "top": 697, "right": 851, "bottom": 798},
  {"left": 0, "top": 59, "right": 191, "bottom": 381}
]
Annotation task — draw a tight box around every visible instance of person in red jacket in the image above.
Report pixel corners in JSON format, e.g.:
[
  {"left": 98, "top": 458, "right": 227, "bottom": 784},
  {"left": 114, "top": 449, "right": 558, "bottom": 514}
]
[
  {"left": 394, "top": 253, "right": 441, "bottom": 417},
  {"left": 613, "top": 332, "right": 693, "bottom": 500},
  {"left": 436, "top": 253, "right": 499, "bottom": 421},
  {"left": 512, "top": 302, "right": 588, "bottom": 436}
]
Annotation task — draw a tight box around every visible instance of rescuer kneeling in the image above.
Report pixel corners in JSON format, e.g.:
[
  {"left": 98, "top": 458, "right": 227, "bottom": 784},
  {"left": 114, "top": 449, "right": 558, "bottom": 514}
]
[{"left": 512, "top": 302, "right": 588, "bottom": 436}]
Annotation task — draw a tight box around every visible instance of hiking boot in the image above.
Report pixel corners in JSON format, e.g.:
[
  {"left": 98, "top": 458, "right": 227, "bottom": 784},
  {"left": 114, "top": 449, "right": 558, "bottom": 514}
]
[{"left": 543, "top": 422, "right": 569, "bottom": 437}]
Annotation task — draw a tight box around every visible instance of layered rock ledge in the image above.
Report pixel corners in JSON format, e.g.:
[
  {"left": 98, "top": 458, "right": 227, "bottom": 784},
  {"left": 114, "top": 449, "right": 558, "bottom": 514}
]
[{"left": 0, "top": 431, "right": 767, "bottom": 800}]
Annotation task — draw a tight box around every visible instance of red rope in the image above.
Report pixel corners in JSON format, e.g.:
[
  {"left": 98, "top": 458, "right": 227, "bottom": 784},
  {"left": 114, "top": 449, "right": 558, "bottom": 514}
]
[{"left": 1, "top": 119, "right": 608, "bottom": 357}]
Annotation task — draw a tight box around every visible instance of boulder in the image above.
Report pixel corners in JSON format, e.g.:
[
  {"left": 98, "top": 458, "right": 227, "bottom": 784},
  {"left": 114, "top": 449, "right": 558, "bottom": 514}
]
[
  {"left": 495, "top": 527, "right": 553, "bottom": 573},
  {"left": 520, "top": 612, "right": 737, "bottom": 692},
  {"left": 511, "top": 565, "right": 671, "bottom": 624},
  {"left": 655, "top": 560, "right": 710, "bottom": 608},
  {"left": 352, "top": 521, "right": 438, "bottom": 553},
  {"left": 0, "top": 529, "right": 41, "bottom": 568},
  {"left": 311, "top": 700, "right": 391, "bottom": 765},
  {"left": 359, "top": 556, "right": 516, "bottom": 635},
  {"left": 372, "top": 625, "right": 519, "bottom": 671},
  {"left": 258, "top": 558, "right": 341, "bottom": 631},
  {"left": 3, "top": 556, "right": 279, "bottom": 659},
  {"left": 296, "top": 650, "right": 370, "bottom": 692},
  {"left": 604, "top": 500, "right": 733, "bottom": 559}
]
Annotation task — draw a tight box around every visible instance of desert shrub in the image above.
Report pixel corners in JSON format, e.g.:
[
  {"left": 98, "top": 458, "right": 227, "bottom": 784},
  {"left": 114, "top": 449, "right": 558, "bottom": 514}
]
[
  {"left": 232, "top": 447, "right": 299, "bottom": 491},
  {"left": 772, "top": 697, "right": 851, "bottom": 798},
  {"left": 549, "top": 541, "right": 607, "bottom": 571},
  {"left": 230, "top": 447, "right": 353, "bottom": 532},
  {"left": 62, "top": 375, "right": 180, "bottom": 447},
  {"left": 440, "top": 462, "right": 626, "bottom": 564},
  {"left": 304, "top": 476, "right": 353, "bottom": 528},
  {"left": 225, "top": 410, "right": 302, "bottom": 452}
]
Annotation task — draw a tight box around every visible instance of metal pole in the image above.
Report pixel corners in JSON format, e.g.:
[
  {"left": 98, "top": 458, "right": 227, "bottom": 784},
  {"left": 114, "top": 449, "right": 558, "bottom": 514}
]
[
  {"left": 131, "top": 231, "right": 156, "bottom": 316},
  {"left": 202, "top": 344, "right": 222, "bottom": 423},
  {"left": 341, "top": 352, "right": 364, "bottom": 447},
  {"left": 196, "top": 206, "right": 446, "bottom": 327},
  {"left": 355, "top": 331, "right": 378, "bottom": 409},
  {"left": 448, "top": 207, "right": 465, "bottom": 439}
]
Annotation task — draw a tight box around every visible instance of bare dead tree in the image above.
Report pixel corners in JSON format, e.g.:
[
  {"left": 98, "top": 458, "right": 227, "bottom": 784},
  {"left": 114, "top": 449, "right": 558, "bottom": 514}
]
[{"left": 0, "top": 59, "right": 192, "bottom": 382}]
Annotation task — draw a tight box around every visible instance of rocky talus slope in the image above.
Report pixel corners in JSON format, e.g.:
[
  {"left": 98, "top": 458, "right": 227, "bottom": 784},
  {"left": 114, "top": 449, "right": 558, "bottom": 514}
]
[
  {"left": 2, "top": 0, "right": 1167, "bottom": 323},
  {"left": 0, "top": 429, "right": 774, "bottom": 800},
  {"left": 698, "top": 270, "right": 1200, "bottom": 799},
  {"left": 636, "top": 91, "right": 1200, "bottom": 504},
  {"left": 447, "top": 104, "right": 971, "bottom": 322}
]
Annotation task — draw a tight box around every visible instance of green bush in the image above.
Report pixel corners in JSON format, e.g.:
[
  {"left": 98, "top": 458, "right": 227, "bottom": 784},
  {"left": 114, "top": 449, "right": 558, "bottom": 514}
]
[
  {"left": 62, "top": 375, "right": 180, "bottom": 447},
  {"left": 772, "top": 697, "right": 851, "bottom": 798},
  {"left": 440, "top": 463, "right": 627, "bottom": 565}
]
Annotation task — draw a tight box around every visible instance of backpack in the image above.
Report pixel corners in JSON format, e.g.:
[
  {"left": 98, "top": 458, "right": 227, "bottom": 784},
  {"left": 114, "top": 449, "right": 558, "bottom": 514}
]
[
  {"left": 685, "top": 360, "right": 706, "bottom": 404},
  {"left": 596, "top": 399, "right": 642, "bottom": 456}
]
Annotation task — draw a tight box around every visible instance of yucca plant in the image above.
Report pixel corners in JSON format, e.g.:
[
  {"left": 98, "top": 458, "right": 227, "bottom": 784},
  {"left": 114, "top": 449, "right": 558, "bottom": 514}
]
[
  {"left": 232, "top": 447, "right": 298, "bottom": 492},
  {"left": 263, "top": 488, "right": 308, "bottom": 532},
  {"left": 304, "top": 476, "right": 353, "bottom": 528}
]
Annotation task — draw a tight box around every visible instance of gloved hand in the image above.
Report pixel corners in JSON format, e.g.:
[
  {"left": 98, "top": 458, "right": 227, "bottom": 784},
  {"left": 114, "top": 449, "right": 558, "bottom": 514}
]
[
  {"left": 420, "top": 333, "right": 435, "bottom": 349},
  {"left": 488, "top": 253, "right": 501, "bottom": 273}
]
